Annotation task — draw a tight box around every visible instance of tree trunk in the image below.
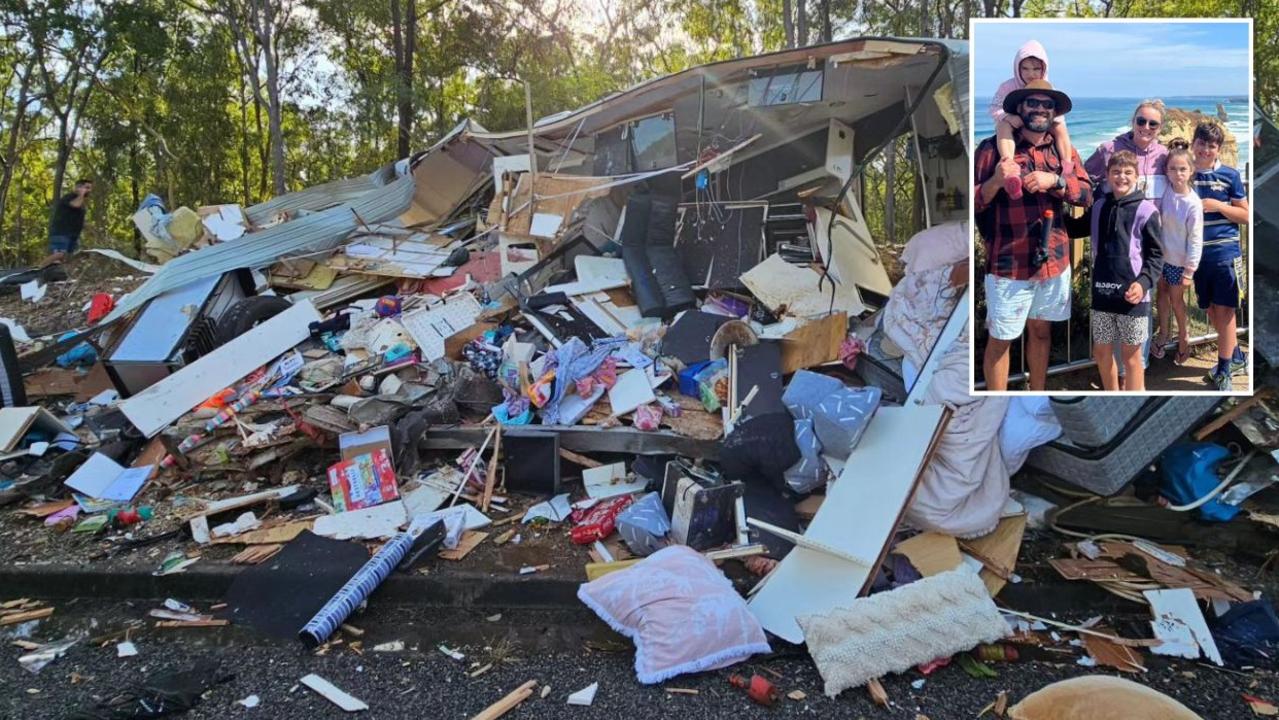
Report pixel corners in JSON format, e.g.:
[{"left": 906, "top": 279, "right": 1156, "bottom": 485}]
[
  {"left": 130, "top": 140, "right": 141, "bottom": 257},
  {"left": 884, "top": 142, "right": 896, "bottom": 243},
  {"left": 0, "top": 64, "right": 33, "bottom": 233},
  {"left": 390, "top": 0, "right": 405, "bottom": 152},
  {"left": 820, "top": 0, "right": 831, "bottom": 42},
  {"left": 256, "top": 0, "right": 286, "bottom": 195},
  {"left": 403, "top": 0, "right": 416, "bottom": 155},
  {"left": 782, "top": 0, "right": 795, "bottom": 47},
  {"left": 796, "top": 0, "right": 808, "bottom": 47},
  {"left": 254, "top": 87, "right": 268, "bottom": 200},
  {"left": 52, "top": 113, "right": 72, "bottom": 200}
]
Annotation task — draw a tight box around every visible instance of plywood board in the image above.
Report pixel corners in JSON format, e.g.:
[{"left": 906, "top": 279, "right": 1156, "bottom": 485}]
[
  {"left": 439, "top": 530, "right": 489, "bottom": 561},
  {"left": 810, "top": 206, "right": 893, "bottom": 298},
  {"left": 1082, "top": 629, "right": 1146, "bottom": 673},
  {"left": 741, "top": 254, "right": 866, "bottom": 319},
  {"left": 119, "top": 300, "right": 321, "bottom": 437},
  {"left": 748, "top": 404, "right": 947, "bottom": 643},
  {"left": 22, "top": 368, "right": 79, "bottom": 398},
  {"left": 960, "top": 512, "right": 1026, "bottom": 596},
  {"left": 780, "top": 312, "right": 847, "bottom": 374},
  {"left": 893, "top": 532, "right": 962, "bottom": 577},
  {"left": 211, "top": 518, "right": 315, "bottom": 545}
]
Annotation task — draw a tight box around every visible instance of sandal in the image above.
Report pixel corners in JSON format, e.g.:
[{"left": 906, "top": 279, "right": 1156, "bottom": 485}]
[
  {"left": 1175, "top": 339, "right": 1190, "bottom": 365},
  {"left": 1150, "top": 333, "right": 1167, "bottom": 360}
]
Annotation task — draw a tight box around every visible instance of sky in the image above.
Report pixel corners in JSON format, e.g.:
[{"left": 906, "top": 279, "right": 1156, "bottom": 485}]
[{"left": 972, "top": 20, "right": 1250, "bottom": 100}]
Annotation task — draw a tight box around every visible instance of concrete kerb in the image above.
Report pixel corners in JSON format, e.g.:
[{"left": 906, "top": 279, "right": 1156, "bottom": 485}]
[
  {"left": 0, "top": 560, "right": 1141, "bottom": 620},
  {"left": 0, "top": 563, "right": 582, "bottom": 607}
]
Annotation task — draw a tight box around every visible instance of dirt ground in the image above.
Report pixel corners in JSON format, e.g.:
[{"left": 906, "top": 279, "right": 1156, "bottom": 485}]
[
  {"left": 0, "top": 253, "right": 148, "bottom": 341},
  {"left": 1047, "top": 340, "right": 1253, "bottom": 392}
]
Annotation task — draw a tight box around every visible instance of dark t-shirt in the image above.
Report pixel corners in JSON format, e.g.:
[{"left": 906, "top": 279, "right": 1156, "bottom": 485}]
[{"left": 49, "top": 193, "right": 85, "bottom": 239}]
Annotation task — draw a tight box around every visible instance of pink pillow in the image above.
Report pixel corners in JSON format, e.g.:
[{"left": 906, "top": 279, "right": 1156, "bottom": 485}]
[{"left": 578, "top": 545, "right": 771, "bottom": 684}]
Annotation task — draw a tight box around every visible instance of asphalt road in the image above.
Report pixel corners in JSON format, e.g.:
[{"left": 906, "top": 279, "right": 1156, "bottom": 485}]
[{"left": 2, "top": 600, "right": 1274, "bottom": 719}]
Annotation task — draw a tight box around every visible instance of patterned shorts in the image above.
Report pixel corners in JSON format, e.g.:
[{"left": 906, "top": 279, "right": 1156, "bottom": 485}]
[
  {"left": 1162, "top": 264, "right": 1184, "bottom": 286},
  {"left": 1092, "top": 310, "right": 1149, "bottom": 347}
]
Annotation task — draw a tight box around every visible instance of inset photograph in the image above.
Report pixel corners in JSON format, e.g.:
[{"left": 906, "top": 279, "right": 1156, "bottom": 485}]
[{"left": 971, "top": 19, "right": 1253, "bottom": 394}]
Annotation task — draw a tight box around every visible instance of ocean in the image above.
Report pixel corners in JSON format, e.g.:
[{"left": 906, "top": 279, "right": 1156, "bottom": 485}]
[{"left": 974, "top": 96, "right": 1253, "bottom": 172}]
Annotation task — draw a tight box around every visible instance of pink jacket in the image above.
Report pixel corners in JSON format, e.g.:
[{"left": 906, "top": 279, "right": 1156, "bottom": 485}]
[{"left": 989, "top": 40, "right": 1065, "bottom": 128}]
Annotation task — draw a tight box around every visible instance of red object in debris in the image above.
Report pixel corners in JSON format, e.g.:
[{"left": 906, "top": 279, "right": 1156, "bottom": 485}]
[
  {"left": 728, "top": 674, "right": 778, "bottom": 706},
  {"left": 86, "top": 293, "right": 115, "bottom": 323},
  {"left": 569, "top": 495, "right": 633, "bottom": 545},
  {"left": 917, "top": 656, "right": 952, "bottom": 675}
]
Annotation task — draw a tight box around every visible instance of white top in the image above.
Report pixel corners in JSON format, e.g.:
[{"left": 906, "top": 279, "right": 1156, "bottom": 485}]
[{"left": 1157, "top": 189, "right": 1204, "bottom": 272}]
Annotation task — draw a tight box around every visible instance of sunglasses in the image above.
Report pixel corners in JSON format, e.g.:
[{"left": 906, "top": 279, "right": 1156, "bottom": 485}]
[
  {"left": 1022, "top": 97, "right": 1056, "bottom": 110},
  {"left": 1135, "top": 117, "right": 1160, "bottom": 128}
]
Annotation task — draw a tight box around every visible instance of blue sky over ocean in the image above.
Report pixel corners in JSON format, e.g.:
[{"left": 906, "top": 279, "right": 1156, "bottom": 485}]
[{"left": 973, "top": 21, "right": 1250, "bottom": 99}]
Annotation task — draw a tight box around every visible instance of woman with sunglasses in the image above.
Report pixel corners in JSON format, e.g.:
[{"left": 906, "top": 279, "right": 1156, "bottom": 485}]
[{"left": 1084, "top": 99, "right": 1170, "bottom": 200}]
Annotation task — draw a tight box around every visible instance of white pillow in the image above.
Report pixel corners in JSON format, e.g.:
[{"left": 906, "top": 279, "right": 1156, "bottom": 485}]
[{"left": 577, "top": 545, "right": 771, "bottom": 684}]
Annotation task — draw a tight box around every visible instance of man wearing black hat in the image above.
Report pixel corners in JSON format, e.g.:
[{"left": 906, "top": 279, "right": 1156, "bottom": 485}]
[{"left": 975, "top": 79, "right": 1093, "bottom": 391}]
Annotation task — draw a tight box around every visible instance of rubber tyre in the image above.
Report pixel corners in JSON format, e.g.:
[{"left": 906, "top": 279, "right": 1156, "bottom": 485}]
[{"left": 217, "top": 295, "right": 292, "bottom": 345}]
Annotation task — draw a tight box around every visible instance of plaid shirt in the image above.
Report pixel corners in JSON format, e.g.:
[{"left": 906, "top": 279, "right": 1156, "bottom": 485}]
[{"left": 974, "top": 132, "right": 1092, "bottom": 281}]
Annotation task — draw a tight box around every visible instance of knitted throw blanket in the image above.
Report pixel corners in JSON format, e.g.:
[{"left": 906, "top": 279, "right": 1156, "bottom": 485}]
[{"left": 797, "top": 569, "right": 1010, "bottom": 697}]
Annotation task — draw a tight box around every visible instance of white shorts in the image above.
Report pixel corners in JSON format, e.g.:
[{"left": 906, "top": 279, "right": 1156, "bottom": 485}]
[{"left": 984, "top": 268, "right": 1072, "bottom": 341}]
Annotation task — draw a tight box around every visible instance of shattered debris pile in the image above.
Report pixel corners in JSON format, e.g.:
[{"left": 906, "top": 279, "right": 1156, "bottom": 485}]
[{"left": 1, "top": 36, "right": 1277, "bottom": 718}]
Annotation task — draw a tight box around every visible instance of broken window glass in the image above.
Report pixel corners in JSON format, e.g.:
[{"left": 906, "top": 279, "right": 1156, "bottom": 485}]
[
  {"left": 630, "top": 114, "right": 677, "bottom": 171},
  {"left": 748, "top": 67, "right": 823, "bottom": 107}
]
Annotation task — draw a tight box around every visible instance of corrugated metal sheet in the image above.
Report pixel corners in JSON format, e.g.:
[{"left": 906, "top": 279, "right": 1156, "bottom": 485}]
[{"left": 104, "top": 163, "right": 416, "bottom": 323}]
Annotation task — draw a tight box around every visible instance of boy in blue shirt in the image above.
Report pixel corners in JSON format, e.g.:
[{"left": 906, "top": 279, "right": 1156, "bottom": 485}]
[{"left": 1191, "top": 122, "right": 1249, "bottom": 391}]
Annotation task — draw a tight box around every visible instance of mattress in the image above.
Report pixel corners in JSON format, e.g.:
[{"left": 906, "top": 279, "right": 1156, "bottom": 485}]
[
  {"left": 1027, "top": 395, "right": 1221, "bottom": 495},
  {"left": 1049, "top": 396, "right": 1148, "bottom": 449}
]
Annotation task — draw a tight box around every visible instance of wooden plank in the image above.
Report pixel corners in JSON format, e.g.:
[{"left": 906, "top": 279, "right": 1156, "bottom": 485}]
[
  {"left": 1194, "top": 395, "right": 1263, "bottom": 441},
  {"left": 0, "top": 607, "right": 52, "bottom": 625},
  {"left": 120, "top": 300, "right": 321, "bottom": 437},
  {"left": 481, "top": 428, "right": 501, "bottom": 512},
  {"left": 779, "top": 312, "right": 847, "bottom": 374},
  {"left": 154, "top": 619, "right": 229, "bottom": 628},
  {"left": 471, "top": 679, "right": 537, "bottom": 720},
  {"left": 422, "top": 425, "right": 719, "bottom": 459},
  {"left": 230, "top": 544, "right": 283, "bottom": 564},
  {"left": 439, "top": 531, "right": 489, "bottom": 561},
  {"left": 558, "top": 448, "right": 603, "bottom": 468},
  {"left": 23, "top": 368, "right": 79, "bottom": 397},
  {"left": 748, "top": 405, "right": 949, "bottom": 643}
]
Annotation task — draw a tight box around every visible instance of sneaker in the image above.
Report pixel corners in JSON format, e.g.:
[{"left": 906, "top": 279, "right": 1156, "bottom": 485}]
[
  {"left": 1203, "top": 352, "right": 1248, "bottom": 382},
  {"left": 1230, "top": 350, "right": 1248, "bottom": 376},
  {"left": 1208, "top": 367, "right": 1233, "bottom": 392}
]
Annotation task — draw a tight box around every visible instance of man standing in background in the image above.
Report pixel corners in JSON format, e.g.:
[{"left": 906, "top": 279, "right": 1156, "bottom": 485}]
[{"left": 46, "top": 179, "right": 93, "bottom": 263}]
